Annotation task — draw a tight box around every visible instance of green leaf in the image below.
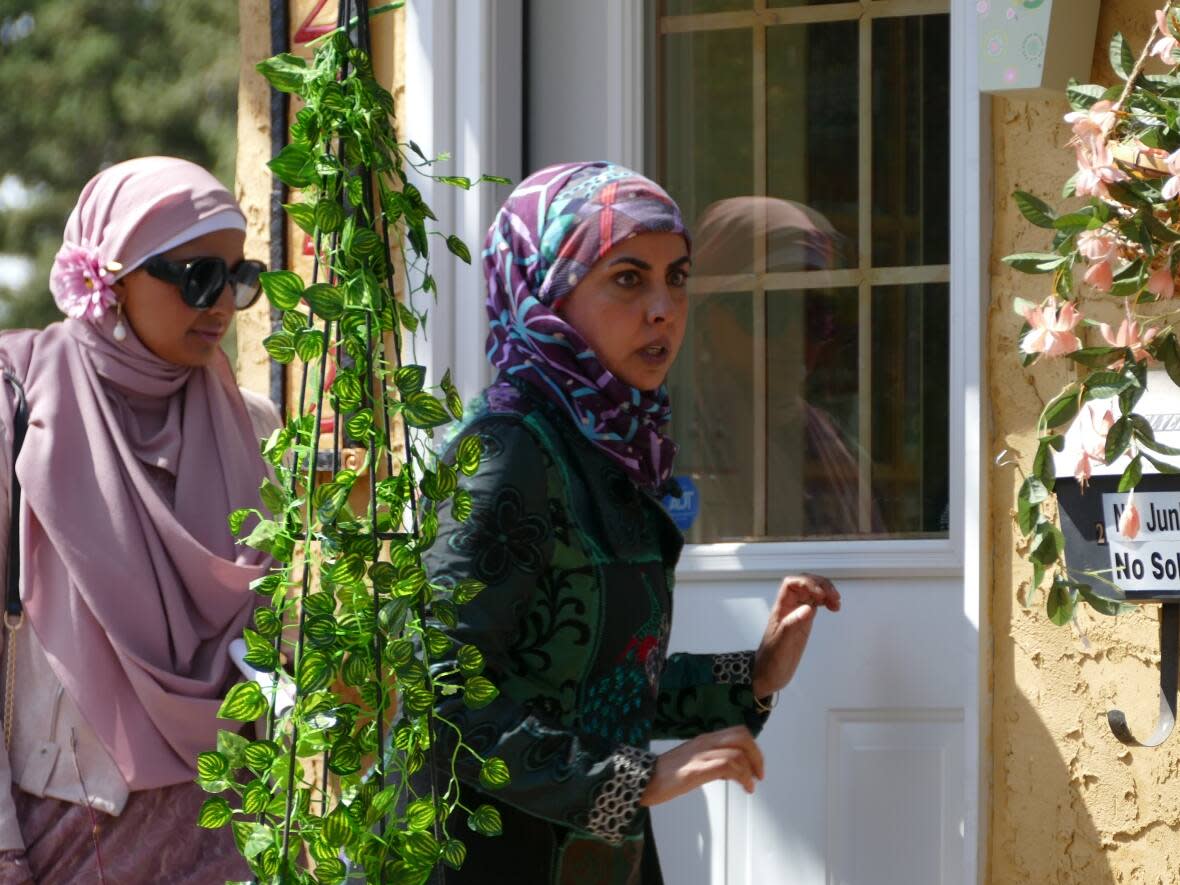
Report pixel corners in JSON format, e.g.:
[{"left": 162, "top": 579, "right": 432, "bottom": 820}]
[
  {"left": 256, "top": 53, "right": 310, "bottom": 93},
  {"left": 1066, "top": 80, "right": 1107, "bottom": 110},
  {"left": 1084, "top": 371, "right": 1132, "bottom": 401},
  {"left": 438, "top": 175, "right": 472, "bottom": 190},
  {"left": 263, "top": 331, "right": 296, "bottom": 364},
  {"left": 1162, "top": 334, "right": 1180, "bottom": 388},
  {"left": 314, "top": 198, "right": 345, "bottom": 234},
  {"left": 242, "top": 780, "right": 272, "bottom": 815},
  {"left": 480, "top": 174, "right": 512, "bottom": 186},
  {"left": 1040, "top": 387, "right": 1080, "bottom": 429},
  {"left": 1047, "top": 580, "right": 1077, "bottom": 626},
  {"left": 254, "top": 606, "right": 282, "bottom": 639},
  {"left": 260, "top": 270, "right": 305, "bottom": 311},
  {"left": 1078, "top": 584, "right": 1132, "bottom": 617},
  {"left": 1068, "top": 346, "right": 1124, "bottom": 369},
  {"left": 386, "top": 638, "right": 415, "bottom": 669},
  {"left": 1110, "top": 32, "right": 1135, "bottom": 80},
  {"left": 404, "top": 830, "right": 441, "bottom": 864},
  {"left": 423, "top": 627, "right": 451, "bottom": 657},
  {"left": 197, "top": 751, "right": 230, "bottom": 782},
  {"left": 218, "top": 682, "right": 269, "bottom": 722},
  {"left": 403, "top": 392, "right": 451, "bottom": 429},
  {"left": 1003, "top": 252, "right": 1068, "bottom": 274},
  {"left": 321, "top": 804, "right": 355, "bottom": 848},
  {"left": 197, "top": 796, "right": 233, "bottom": 829},
  {"left": 1119, "top": 455, "right": 1143, "bottom": 492},
  {"left": 1143, "top": 450, "right": 1180, "bottom": 474},
  {"left": 456, "top": 644, "right": 485, "bottom": 676},
  {"left": 243, "top": 740, "right": 279, "bottom": 775},
  {"left": 463, "top": 675, "right": 499, "bottom": 709},
  {"left": 478, "top": 757, "right": 510, "bottom": 790},
  {"left": 1021, "top": 477, "right": 1050, "bottom": 505},
  {"left": 468, "top": 804, "right": 502, "bottom": 837},
  {"left": 1033, "top": 438, "right": 1057, "bottom": 491},
  {"left": 1031, "top": 523, "right": 1064, "bottom": 567},
  {"left": 332, "top": 371, "right": 364, "bottom": 412},
  {"left": 446, "top": 234, "right": 472, "bottom": 264},
  {"left": 305, "top": 614, "right": 338, "bottom": 649},
  {"left": 395, "top": 364, "right": 427, "bottom": 396},
  {"left": 1013, "top": 191, "right": 1056, "bottom": 229},
  {"left": 456, "top": 435, "right": 483, "bottom": 476},
  {"left": 328, "top": 739, "right": 363, "bottom": 776},
  {"left": 268, "top": 141, "right": 318, "bottom": 188},
  {"left": 1105, "top": 416, "right": 1133, "bottom": 463},
  {"left": 405, "top": 797, "right": 436, "bottom": 831},
  {"left": 1017, "top": 494, "right": 1040, "bottom": 536},
  {"left": 228, "top": 508, "right": 253, "bottom": 534},
  {"left": 305, "top": 283, "right": 345, "bottom": 321},
  {"left": 283, "top": 201, "right": 317, "bottom": 235},
  {"left": 453, "top": 489, "right": 473, "bottom": 521},
  {"left": 441, "top": 838, "right": 468, "bottom": 871},
  {"left": 242, "top": 628, "right": 278, "bottom": 672},
  {"left": 453, "top": 578, "right": 486, "bottom": 606},
  {"left": 294, "top": 327, "right": 325, "bottom": 362}
]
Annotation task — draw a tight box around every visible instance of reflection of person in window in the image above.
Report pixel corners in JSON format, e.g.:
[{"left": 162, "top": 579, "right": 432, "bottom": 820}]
[
  {"left": 419, "top": 164, "right": 841, "bottom": 884},
  {"left": 682, "top": 196, "right": 884, "bottom": 538}
]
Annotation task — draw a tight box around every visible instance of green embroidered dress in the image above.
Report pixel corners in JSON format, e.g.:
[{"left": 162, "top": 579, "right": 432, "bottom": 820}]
[{"left": 422, "top": 382, "right": 767, "bottom": 884}]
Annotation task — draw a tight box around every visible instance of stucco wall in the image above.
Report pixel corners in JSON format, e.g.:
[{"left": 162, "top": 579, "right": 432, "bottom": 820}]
[{"left": 989, "top": 2, "right": 1180, "bottom": 883}]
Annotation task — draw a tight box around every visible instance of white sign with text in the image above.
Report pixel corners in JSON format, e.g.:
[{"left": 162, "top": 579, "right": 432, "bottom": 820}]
[{"left": 1104, "top": 490, "right": 1180, "bottom": 591}]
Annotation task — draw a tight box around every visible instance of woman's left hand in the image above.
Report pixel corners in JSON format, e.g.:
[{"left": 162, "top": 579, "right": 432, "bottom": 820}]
[{"left": 751, "top": 573, "right": 841, "bottom": 699}]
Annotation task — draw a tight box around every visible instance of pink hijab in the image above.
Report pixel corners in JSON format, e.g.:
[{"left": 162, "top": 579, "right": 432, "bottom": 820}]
[{"left": 0, "top": 157, "right": 272, "bottom": 789}]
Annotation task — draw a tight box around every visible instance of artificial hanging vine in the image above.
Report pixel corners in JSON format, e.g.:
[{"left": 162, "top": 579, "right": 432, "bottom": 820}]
[{"left": 192, "top": 5, "right": 511, "bottom": 882}]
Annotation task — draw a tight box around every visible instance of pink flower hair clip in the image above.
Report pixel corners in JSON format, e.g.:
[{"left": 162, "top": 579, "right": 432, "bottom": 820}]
[{"left": 49, "top": 242, "right": 123, "bottom": 327}]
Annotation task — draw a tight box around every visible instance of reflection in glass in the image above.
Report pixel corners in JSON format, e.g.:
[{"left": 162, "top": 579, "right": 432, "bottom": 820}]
[
  {"left": 767, "top": 21, "right": 859, "bottom": 269},
  {"left": 668, "top": 291, "right": 754, "bottom": 543},
  {"left": 662, "top": 29, "right": 754, "bottom": 268},
  {"left": 871, "top": 284, "right": 950, "bottom": 535},
  {"left": 766, "top": 289, "right": 874, "bottom": 539},
  {"left": 872, "top": 14, "right": 950, "bottom": 267}
]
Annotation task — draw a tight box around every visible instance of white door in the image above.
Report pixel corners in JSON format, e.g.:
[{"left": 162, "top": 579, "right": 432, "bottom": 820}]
[{"left": 407, "top": 2, "right": 987, "bottom": 882}]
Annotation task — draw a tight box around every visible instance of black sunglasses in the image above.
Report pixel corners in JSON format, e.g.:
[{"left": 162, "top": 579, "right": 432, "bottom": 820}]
[{"left": 142, "top": 255, "right": 267, "bottom": 310}]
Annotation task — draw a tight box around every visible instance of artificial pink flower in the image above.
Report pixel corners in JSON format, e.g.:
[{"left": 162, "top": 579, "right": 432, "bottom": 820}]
[
  {"left": 1020, "top": 299, "right": 1083, "bottom": 357},
  {"left": 1074, "top": 137, "right": 1130, "bottom": 199},
  {"left": 1064, "top": 100, "right": 1117, "bottom": 139},
  {"left": 1162, "top": 149, "right": 1180, "bottom": 201},
  {"left": 1100, "top": 306, "right": 1159, "bottom": 367},
  {"left": 1119, "top": 499, "right": 1142, "bottom": 539},
  {"left": 1153, "top": 9, "right": 1180, "bottom": 63},
  {"left": 1084, "top": 259, "right": 1114, "bottom": 292},
  {"left": 1077, "top": 227, "right": 1119, "bottom": 262},
  {"left": 48, "top": 242, "right": 119, "bottom": 321},
  {"left": 1148, "top": 263, "right": 1176, "bottom": 299},
  {"left": 1074, "top": 404, "right": 1117, "bottom": 488}
]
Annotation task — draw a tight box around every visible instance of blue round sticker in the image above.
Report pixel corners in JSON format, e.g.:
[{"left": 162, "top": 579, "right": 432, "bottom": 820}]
[{"left": 662, "top": 475, "right": 700, "bottom": 531}]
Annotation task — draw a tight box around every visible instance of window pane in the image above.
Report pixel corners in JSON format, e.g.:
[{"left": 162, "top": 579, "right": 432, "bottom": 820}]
[
  {"left": 662, "top": 28, "right": 754, "bottom": 265},
  {"left": 766, "top": 289, "right": 864, "bottom": 539},
  {"left": 766, "top": 22, "right": 859, "bottom": 269},
  {"left": 768, "top": 0, "right": 853, "bottom": 7},
  {"left": 872, "top": 15, "right": 950, "bottom": 267},
  {"left": 668, "top": 291, "right": 755, "bottom": 543},
  {"left": 870, "top": 284, "right": 949, "bottom": 535}
]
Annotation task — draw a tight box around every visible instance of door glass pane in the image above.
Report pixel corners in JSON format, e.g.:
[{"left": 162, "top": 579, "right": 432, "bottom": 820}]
[
  {"left": 668, "top": 291, "right": 755, "bottom": 543},
  {"left": 766, "top": 289, "right": 863, "bottom": 539},
  {"left": 872, "top": 14, "right": 950, "bottom": 267},
  {"left": 662, "top": 28, "right": 753, "bottom": 266},
  {"left": 870, "top": 284, "right": 950, "bottom": 535},
  {"left": 766, "top": 22, "right": 859, "bottom": 270}
]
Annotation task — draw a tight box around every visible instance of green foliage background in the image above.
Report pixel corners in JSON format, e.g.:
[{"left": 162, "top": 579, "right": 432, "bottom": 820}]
[{"left": 0, "top": 0, "right": 238, "bottom": 329}]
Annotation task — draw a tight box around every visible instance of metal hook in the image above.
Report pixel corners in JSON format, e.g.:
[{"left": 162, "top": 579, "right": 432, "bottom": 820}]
[{"left": 1108, "top": 603, "right": 1179, "bottom": 747}]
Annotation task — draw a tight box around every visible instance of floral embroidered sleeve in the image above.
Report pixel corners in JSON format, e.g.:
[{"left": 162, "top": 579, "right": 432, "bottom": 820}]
[
  {"left": 652, "top": 650, "right": 771, "bottom": 740},
  {"left": 423, "top": 417, "right": 654, "bottom": 844}
]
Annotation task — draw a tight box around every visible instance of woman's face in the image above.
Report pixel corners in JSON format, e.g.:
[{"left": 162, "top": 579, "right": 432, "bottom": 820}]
[
  {"left": 114, "top": 228, "right": 243, "bottom": 367},
  {"left": 555, "top": 232, "right": 690, "bottom": 391}
]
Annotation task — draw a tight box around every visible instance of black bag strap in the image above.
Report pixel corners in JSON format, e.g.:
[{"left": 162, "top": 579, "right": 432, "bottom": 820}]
[{"left": 2, "top": 370, "right": 27, "bottom": 621}]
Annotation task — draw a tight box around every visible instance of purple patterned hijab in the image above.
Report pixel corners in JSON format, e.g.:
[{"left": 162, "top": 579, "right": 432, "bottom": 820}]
[{"left": 483, "top": 162, "right": 689, "bottom": 490}]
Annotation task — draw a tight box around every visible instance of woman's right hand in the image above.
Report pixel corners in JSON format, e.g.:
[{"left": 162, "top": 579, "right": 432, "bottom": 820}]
[{"left": 640, "top": 725, "right": 765, "bottom": 807}]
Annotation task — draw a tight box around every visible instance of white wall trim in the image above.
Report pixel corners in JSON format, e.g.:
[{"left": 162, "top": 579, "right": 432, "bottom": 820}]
[{"left": 604, "top": 0, "right": 647, "bottom": 173}]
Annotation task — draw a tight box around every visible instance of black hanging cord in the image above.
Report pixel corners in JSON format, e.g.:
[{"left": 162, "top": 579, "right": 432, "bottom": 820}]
[
  {"left": 268, "top": 0, "right": 290, "bottom": 416},
  {"left": 3, "top": 371, "right": 27, "bottom": 620}
]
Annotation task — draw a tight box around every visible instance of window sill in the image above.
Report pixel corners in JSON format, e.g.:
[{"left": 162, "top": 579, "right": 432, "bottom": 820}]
[{"left": 675, "top": 538, "right": 962, "bottom": 582}]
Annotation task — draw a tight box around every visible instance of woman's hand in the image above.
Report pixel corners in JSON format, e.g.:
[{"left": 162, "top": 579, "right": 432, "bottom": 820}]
[
  {"left": 752, "top": 573, "right": 841, "bottom": 699},
  {"left": 0, "top": 849, "right": 34, "bottom": 885},
  {"left": 640, "top": 725, "right": 765, "bottom": 807}
]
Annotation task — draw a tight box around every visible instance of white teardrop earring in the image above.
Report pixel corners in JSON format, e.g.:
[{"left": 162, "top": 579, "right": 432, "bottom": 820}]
[{"left": 113, "top": 301, "right": 127, "bottom": 342}]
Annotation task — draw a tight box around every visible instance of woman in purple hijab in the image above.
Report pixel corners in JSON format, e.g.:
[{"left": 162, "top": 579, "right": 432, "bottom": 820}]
[{"left": 421, "top": 162, "right": 841, "bottom": 884}]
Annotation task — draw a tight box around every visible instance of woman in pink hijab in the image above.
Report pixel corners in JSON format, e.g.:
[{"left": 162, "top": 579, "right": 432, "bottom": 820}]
[{"left": 0, "top": 157, "right": 280, "bottom": 883}]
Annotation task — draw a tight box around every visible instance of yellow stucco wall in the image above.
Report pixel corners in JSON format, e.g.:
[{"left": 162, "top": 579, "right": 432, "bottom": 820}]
[{"left": 989, "top": 2, "right": 1180, "bottom": 883}]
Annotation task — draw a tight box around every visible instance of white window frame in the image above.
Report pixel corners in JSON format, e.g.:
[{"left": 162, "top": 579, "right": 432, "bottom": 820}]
[{"left": 405, "top": 1, "right": 989, "bottom": 880}]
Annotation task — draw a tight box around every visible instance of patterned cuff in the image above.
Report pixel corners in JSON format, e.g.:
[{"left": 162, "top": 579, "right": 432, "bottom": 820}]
[
  {"left": 712, "top": 650, "right": 756, "bottom": 686},
  {"left": 585, "top": 745, "right": 656, "bottom": 845}
]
